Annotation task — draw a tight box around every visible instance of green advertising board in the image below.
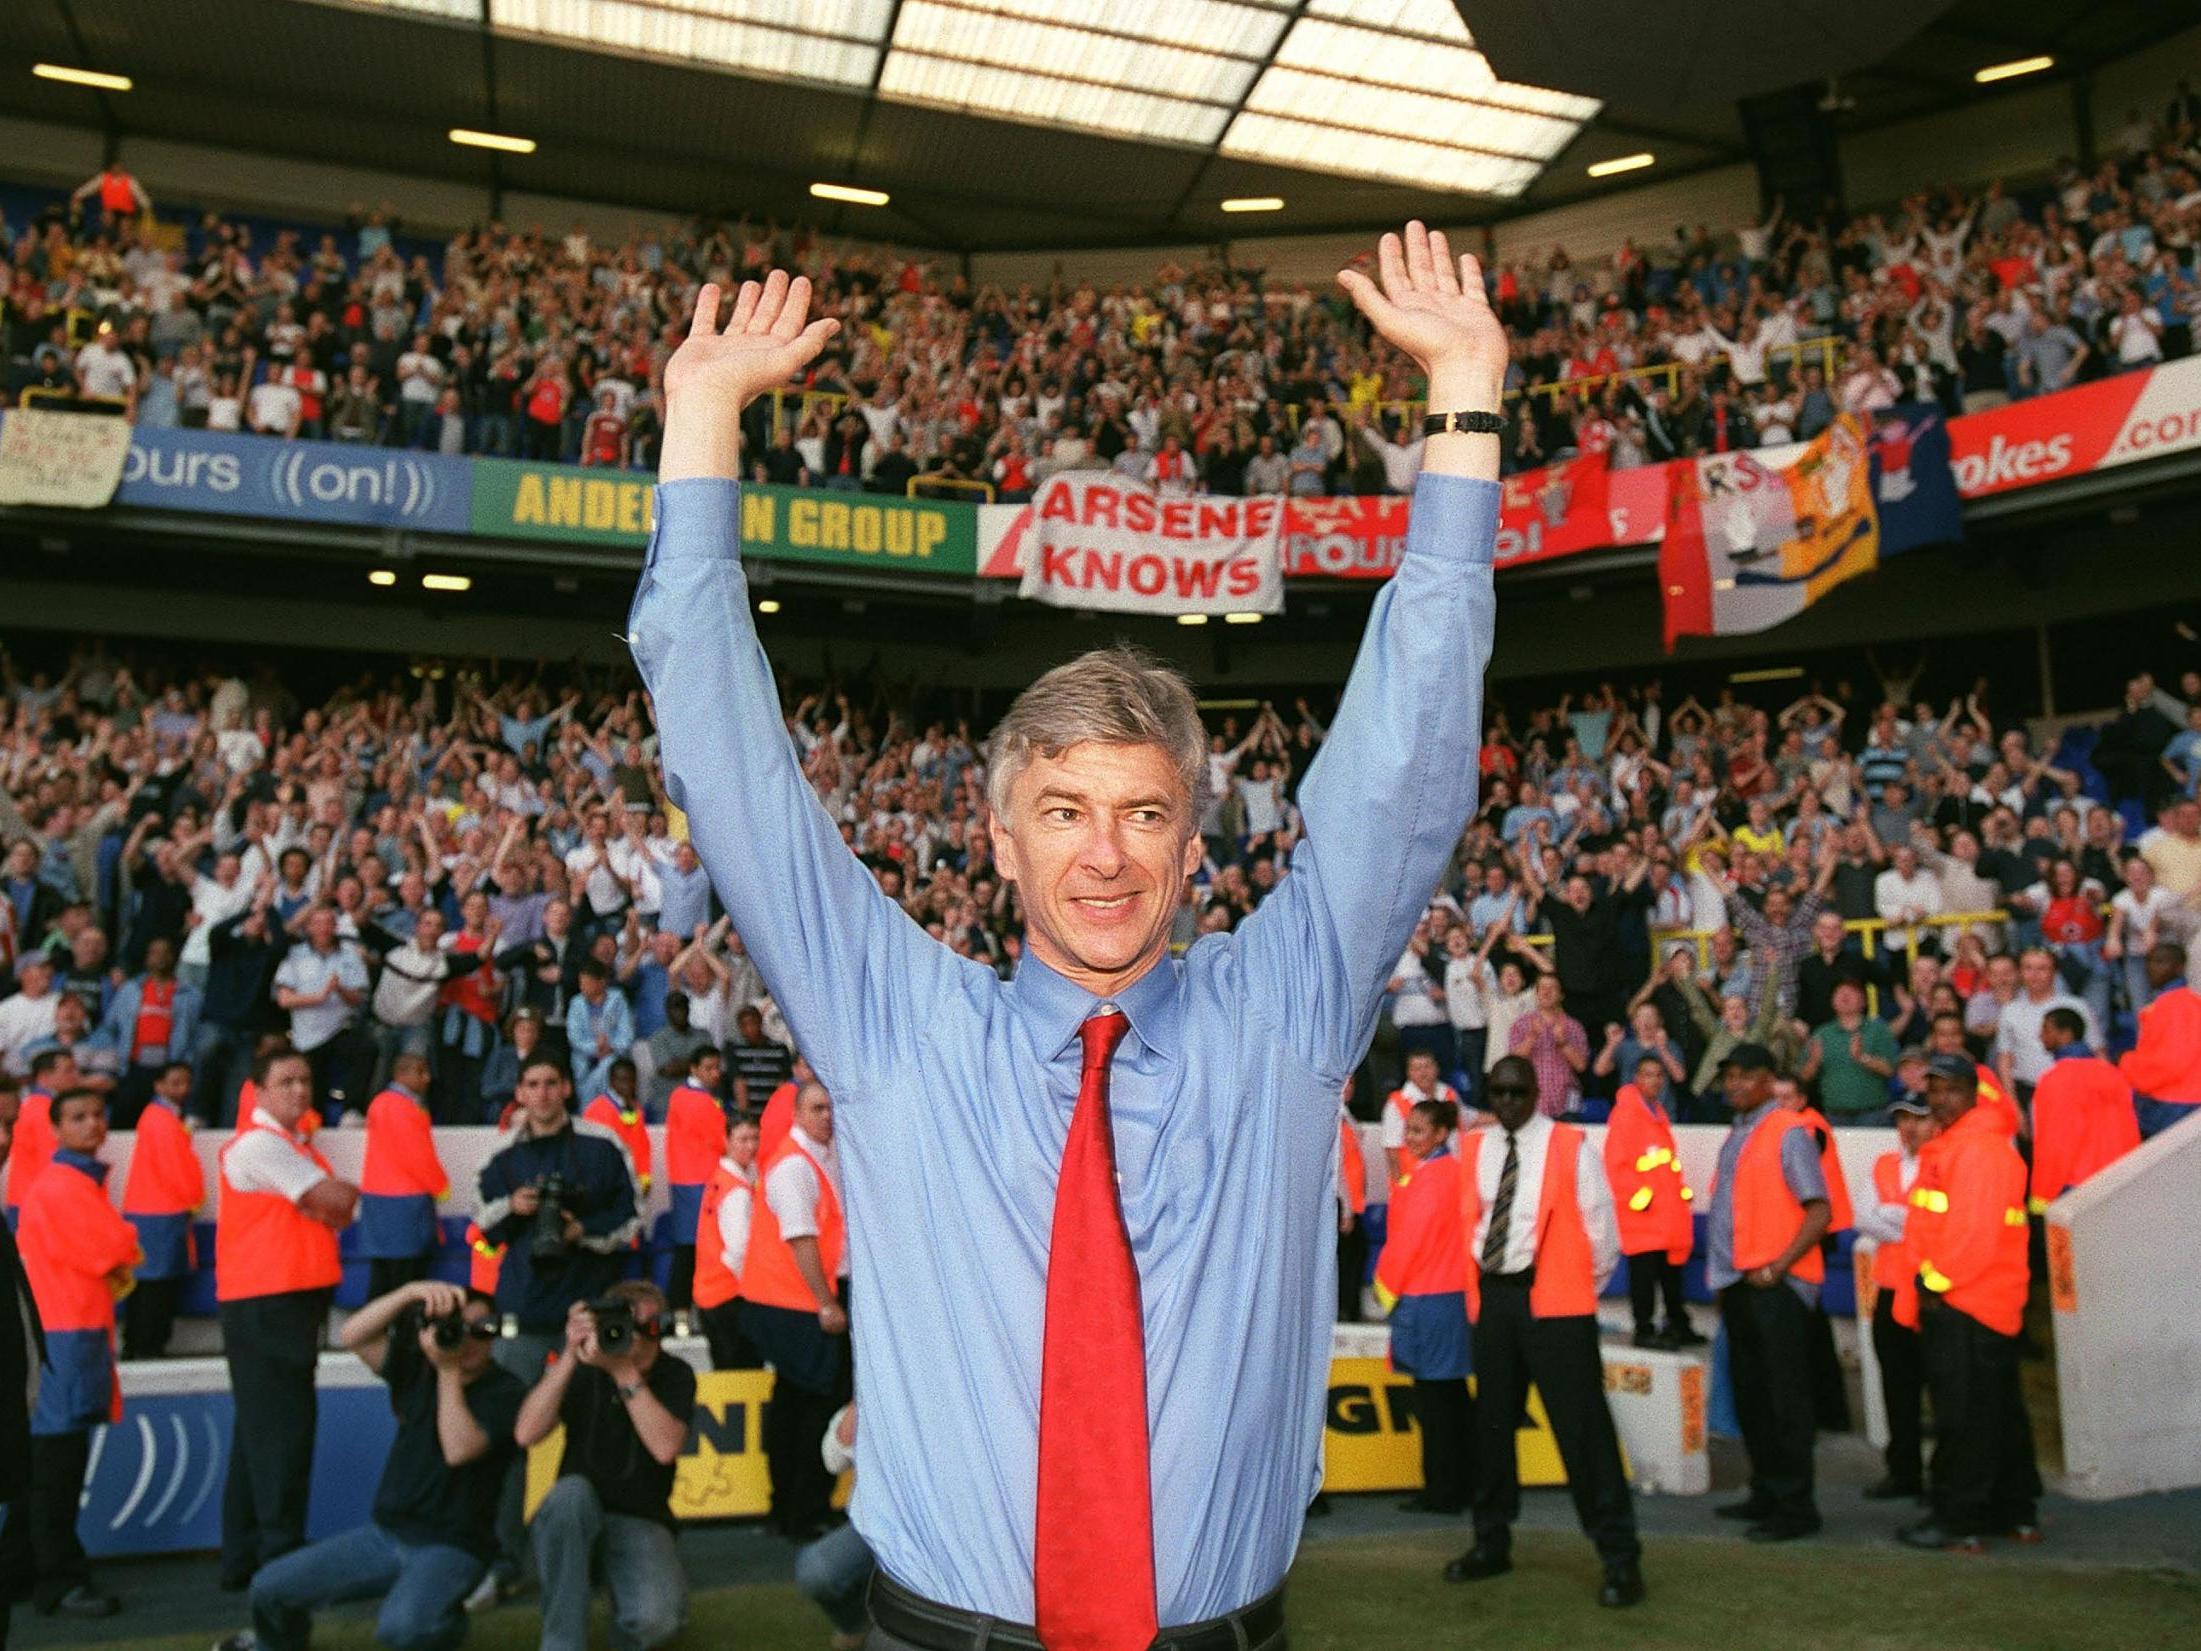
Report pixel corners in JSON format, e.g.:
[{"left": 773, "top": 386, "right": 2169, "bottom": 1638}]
[{"left": 469, "top": 460, "right": 977, "bottom": 575}]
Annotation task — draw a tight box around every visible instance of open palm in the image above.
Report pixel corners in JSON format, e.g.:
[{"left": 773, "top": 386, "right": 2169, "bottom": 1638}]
[
  {"left": 1338, "top": 221, "right": 1506, "bottom": 392},
  {"left": 665, "top": 270, "right": 840, "bottom": 416}
]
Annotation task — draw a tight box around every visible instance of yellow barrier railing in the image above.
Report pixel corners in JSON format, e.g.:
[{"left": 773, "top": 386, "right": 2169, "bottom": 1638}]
[
  {"left": 19, "top": 387, "right": 128, "bottom": 415},
  {"left": 907, "top": 473, "right": 995, "bottom": 503}
]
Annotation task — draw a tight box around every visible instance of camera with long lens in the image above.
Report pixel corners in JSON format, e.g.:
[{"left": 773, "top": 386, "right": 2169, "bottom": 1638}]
[{"left": 529, "top": 1173, "right": 572, "bottom": 1266}]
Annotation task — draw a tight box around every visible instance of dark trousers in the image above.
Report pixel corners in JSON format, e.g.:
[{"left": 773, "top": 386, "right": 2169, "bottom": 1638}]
[
  {"left": 742, "top": 1301, "right": 844, "bottom": 1532},
  {"left": 123, "top": 1276, "right": 185, "bottom": 1360},
  {"left": 699, "top": 1301, "right": 763, "bottom": 1370},
  {"left": 1470, "top": 1283, "right": 1637, "bottom": 1566},
  {"left": 368, "top": 1254, "right": 433, "bottom": 1301},
  {"left": 1808, "top": 1303, "right": 1851, "bottom": 1431},
  {"left": 1920, "top": 1297, "right": 2040, "bottom": 1537},
  {"left": 1411, "top": 1377, "right": 1476, "bottom": 1511},
  {"left": 304, "top": 1031, "right": 371, "bottom": 1122},
  {"left": 1720, "top": 1281, "right": 1819, "bottom": 1524},
  {"left": 110, "top": 1065, "right": 162, "bottom": 1130},
  {"left": 1336, "top": 1218, "right": 1368, "bottom": 1324},
  {"left": 1871, "top": 1292, "right": 1925, "bottom": 1489},
  {"left": 1625, "top": 1250, "right": 1689, "bottom": 1338},
  {"left": 665, "top": 1244, "right": 697, "bottom": 1316},
  {"left": 219, "top": 1290, "right": 330, "bottom": 1587},
  {"left": 0, "top": 1432, "right": 94, "bottom": 1609}
]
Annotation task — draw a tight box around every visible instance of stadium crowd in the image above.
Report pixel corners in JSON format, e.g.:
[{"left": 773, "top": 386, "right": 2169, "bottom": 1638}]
[{"left": 7, "top": 83, "right": 2201, "bottom": 496}]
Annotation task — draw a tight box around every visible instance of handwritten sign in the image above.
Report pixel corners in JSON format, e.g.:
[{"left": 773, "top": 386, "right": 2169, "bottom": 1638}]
[{"left": 0, "top": 406, "right": 133, "bottom": 508}]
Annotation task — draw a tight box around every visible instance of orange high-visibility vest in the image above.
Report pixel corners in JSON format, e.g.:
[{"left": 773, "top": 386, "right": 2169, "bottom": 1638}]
[
  {"left": 1867, "top": 1150, "right": 1922, "bottom": 1331},
  {"left": 1372, "top": 1147, "right": 1464, "bottom": 1310},
  {"left": 2120, "top": 985, "right": 2201, "bottom": 1105},
  {"left": 741, "top": 1136, "right": 843, "bottom": 1313},
  {"left": 464, "top": 1221, "right": 503, "bottom": 1296},
  {"left": 664, "top": 1084, "right": 725, "bottom": 1190},
  {"left": 693, "top": 1160, "right": 754, "bottom": 1311},
  {"left": 582, "top": 1095, "right": 653, "bottom": 1192},
  {"left": 1794, "top": 1105, "right": 1854, "bottom": 1232},
  {"left": 1456, "top": 1123, "right": 1599, "bottom": 1321},
  {"left": 360, "top": 1087, "right": 448, "bottom": 1200},
  {"left": 1724, "top": 1109, "right": 1827, "bottom": 1285},
  {"left": 215, "top": 1120, "right": 342, "bottom": 1301},
  {"left": 759, "top": 1081, "right": 797, "bottom": 1159},
  {"left": 1901, "top": 1102, "right": 2029, "bottom": 1336},
  {"left": 1603, "top": 1084, "right": 1693, "bottom": 1261},
  {"left": 1975, "top": 1064, "right": 2023, "bottom": 1138},
  {"left": 1338, "top": 1113, "right": 1367, "bottom": 1217},
  {"left": 2030, "top": 1054, "right": 2140, "bottom": 1213},
  {"left": 122, "top": 1099, "right": 204, "bottom": 1218},
  {"left": 19, "top": 1154, "right": 138, "bottom": 1427},
  {"left": 4, "top": 1091, "right": 55, "bottom": 1211}
]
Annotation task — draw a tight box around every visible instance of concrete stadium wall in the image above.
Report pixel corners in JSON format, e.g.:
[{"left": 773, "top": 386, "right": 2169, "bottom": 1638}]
[{"left": 2050, "top": 1114, "right": 2201, "bottom": 1500}]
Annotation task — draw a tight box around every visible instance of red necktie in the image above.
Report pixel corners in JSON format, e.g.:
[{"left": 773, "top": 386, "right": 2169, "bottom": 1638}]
[{"left": 1035, "top": 1009, "right": 1156, "bottom": 1651}]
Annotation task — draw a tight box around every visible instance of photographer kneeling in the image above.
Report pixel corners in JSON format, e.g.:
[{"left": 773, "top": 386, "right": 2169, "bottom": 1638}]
[
  {"left": 472, "top": 1055, "right": 643, "bottom": 1601},
  {"left": 217, "top": 1282, "right": 524, "bottom": 1651},
  {"left": 516, "top": 1283, "right": 697, "bottom": 1651}
]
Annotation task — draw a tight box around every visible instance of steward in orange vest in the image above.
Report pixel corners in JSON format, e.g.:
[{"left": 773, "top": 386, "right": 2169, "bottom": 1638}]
[
  {"left": 695, "top": 1114, "right": 763, "bottom": 1371},
  {"left": 120, "top": 1060, "right": 205, "bottom": 1360},
  {"left": 1372, "top": 1097, "right": 1472, "bottom": 1515},
  {"left": 662, "top": 1048, "right": 730, "bottom": 1314},
  {"left": 1381, "top": 1050, "right": 1463, "bottom": 1181},
  {"left": 1705, "top": 1043, "right": 1830, "bottom": 1542},
  {"left": 1602, "top": 1060, "right": 1698, "bottom": 1349},
  {"left": 1444, "top": 1056, "right": 1640, "bottom": 1608},
  {"left": 358, "top": 1053, "right": 449, "bottom": 1299},
  {"left": 1336, "top": 1088, "right": 1369, "bottom": 1325},
  {"left": 1777, "top": 1078, "right": 1853, "bottom": 1435},
  {"left": 1896, "top": 1053, "right": 2041, "bottom": 1553},
  {"left": 1854, "top": 1096, "right": 1938, "bottom": 1500},
  {"left": 2116, "top": 949, "right": 2199, "bottom": 1139},
  {"left": 10, "top": 1088, "right": 137, "bottom": 1614},
  {"left": 2029, "top": 1010, "right": 2139, "bottom": 1213},
  {"left": 738, "top": 1082, "right": 846, "bottom": 1540},
  {"left": 212, "top": 1048, "right": 359, "bottom": 1590},
  {"left": 4, "top": 1047, "right": 76, "bottom": 1218}
]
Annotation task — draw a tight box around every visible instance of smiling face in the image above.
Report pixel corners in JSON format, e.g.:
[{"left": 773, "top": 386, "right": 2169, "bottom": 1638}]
[{"left": 988, "top": 740, "right": 1200, "bottom": 995}]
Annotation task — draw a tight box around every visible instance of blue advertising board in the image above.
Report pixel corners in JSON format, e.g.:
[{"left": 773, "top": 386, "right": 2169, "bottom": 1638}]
[{"left": 84, "top": 421, "right": 475, "bottom": 534}]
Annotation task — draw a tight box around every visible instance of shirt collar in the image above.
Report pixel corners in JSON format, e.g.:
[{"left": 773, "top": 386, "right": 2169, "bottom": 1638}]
[
  {"left": 54, "top": 1147, "right": 109, "bottom": 1185},
  {"left": 251, "top": 1105, "right": 310, "bottom": 1144},
  {"left": 1008, "top": 948, "right": 1182, "bottom": 1063}
]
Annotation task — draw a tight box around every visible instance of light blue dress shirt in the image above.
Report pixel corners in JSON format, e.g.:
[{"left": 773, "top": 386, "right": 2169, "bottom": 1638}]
[{"left": 629, "top": 471, "right": 1497, "bottom": 1625}]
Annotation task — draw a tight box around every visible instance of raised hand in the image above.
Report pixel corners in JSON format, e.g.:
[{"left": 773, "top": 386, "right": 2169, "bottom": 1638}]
[
  {"left": 661, "top": 271, "right": 841, "bottom": 483},
  {"left": 1337, "top": 221, "right": 1507, "bottom": 414}
]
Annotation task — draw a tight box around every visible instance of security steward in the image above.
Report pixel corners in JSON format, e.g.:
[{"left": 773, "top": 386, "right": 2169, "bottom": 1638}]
[
  {"left": 358, "top": 1053, "right": 449, "bottom": 1299},
  {"left": 695, "top": 1112, "right": 763, "bottom": 1370},
  {"left": 740, "top": 1080, "right": 847, "bottom": 1542},
  {"left": 662, "top": 1047, "right": 729, "bottom": 1315},
  {"left": 214, "top": 1046, "right": 359, "bottom": 1591},
  {"left": 2029, "top": 1008, "right": 2139, "bottom": 1214},
  {"left": 1602, "top": 1055, "right": 1697, "bottom": 1349},
  {"left": 1371, "top": 1097, "right": 1472, "bottom": 1516},
  {"left": 1897, "top": 1053, "right": 2041, "bottom": 1552},
  {"left": 3, "top": 1089, "right": 136, "bottom": 1618},
  {"left": 1855, "top": 1094, "right": 1938, "bottom": 1501},
  {"left": 119, "top": 1060, "right": 205, "bottom": 1360},
  {"left": 1, "top": 1075, "right": 45, "bottom": 1651},
  {"left": 1443, "top": 1055, "right": 1642, "bottom": 1608},
  {"left": 1705, "top": 1042, "right": 1830, "bottom": 1543}
]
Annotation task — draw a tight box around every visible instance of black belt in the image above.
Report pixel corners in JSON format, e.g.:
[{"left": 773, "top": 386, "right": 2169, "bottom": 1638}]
[
  {"left": 1484, "top": 1266, "right": 1537, "bottom": 1288},
  {"left": 868, "top": 1572, "right": 1285, "bottom": 1651}
]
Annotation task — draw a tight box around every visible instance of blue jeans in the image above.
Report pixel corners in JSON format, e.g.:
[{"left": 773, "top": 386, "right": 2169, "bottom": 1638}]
[
  {"left": 531, "top": 1477, "right": 687, "bottom": 1651},
  {"left": 794, "top": 1521, "right": 875, "bottom": 1634},
  {"left": 249, "top": 1522, "right": 483, "bottom": 1651}
]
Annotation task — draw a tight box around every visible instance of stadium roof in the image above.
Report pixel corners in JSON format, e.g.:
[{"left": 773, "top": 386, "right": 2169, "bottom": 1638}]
[{"left": 8, "top": 0, "right": 2196, "bottom": 251}]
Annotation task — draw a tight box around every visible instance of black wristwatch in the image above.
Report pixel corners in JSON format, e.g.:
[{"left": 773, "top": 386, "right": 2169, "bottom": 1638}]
[{"left": 1422, "top": 408, "right": 1506, "bottom": 438}]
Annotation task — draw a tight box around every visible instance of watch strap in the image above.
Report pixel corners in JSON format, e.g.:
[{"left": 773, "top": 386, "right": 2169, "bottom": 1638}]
[{"left": 1422, "top": 408, "right": 1506, "bottom": 438}]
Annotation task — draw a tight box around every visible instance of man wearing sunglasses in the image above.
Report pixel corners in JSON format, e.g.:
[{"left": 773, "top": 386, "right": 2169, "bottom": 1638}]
[{"left": 215, "top": 1280, "right": 526, "bottom": 1651}]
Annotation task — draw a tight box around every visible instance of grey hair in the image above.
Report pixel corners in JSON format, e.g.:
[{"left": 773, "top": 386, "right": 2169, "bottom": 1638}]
[{"left": 985, "top": 645, "right": 1207, "bottom": 823}]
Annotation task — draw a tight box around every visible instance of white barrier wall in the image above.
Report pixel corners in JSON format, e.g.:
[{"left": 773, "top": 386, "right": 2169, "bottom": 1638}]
[{"left": 2048, "top": 1114, "right": 2201, "bottom": 1500}]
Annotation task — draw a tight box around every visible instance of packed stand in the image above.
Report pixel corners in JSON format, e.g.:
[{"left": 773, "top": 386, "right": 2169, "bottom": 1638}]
[{"left": 5, "top": 93, "right": 2200, "bottom": 501}]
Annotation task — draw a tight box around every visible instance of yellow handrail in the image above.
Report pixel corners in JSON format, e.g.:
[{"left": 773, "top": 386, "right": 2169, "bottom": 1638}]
[{"left": 20, "top": 386, "right": 128, "bottom": 415}]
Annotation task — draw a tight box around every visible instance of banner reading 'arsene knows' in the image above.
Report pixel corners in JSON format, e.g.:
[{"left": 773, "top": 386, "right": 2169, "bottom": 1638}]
[{"left": 1016, "top": 473, "right": 1284, "bottom": 615}]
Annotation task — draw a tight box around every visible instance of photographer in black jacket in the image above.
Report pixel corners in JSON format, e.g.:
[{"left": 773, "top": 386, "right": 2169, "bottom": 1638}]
[
  {"left": 471, "top": 1054, "right": 641, "bottom": 1602},
  {"left": 515, "top": 1282, "right": 697, "bottom": 1651}
]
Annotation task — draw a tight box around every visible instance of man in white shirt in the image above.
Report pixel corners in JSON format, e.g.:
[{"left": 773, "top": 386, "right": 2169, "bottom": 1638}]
[
  {"left": 1388, "top": 935, "right": 1453, "bottom": 1091},
  {"left": 272, "top": 907, "right": 371, "bottom": 1119},
  {"left": 1874, "top": 845, "right": 1943, "bottom": 956},
  {"left": 0, "top": 953, "right": 60, "bottom": 1077},
  {"left": 1446, "top": 1055, "right": 1639, "bottom": 1607},
  {"left": 1993, "top": 949, "right": 2097, "bottom": 1098},
  {"left": 1441, "top": 927, "right": 1493, "bottom": 1098},
  {"left": 246, "top": 374, "right": 303, "bottom": 438},
  {"left": 564, "top": 812, "right": 633, "bottom": 929},
  {"left": 1379, "top": 1049, "right": 1462, "bottom": 1183}
]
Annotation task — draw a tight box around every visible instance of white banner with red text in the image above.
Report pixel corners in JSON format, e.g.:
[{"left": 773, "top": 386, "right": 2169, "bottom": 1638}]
[{"left": 1013, "top": 472, "right": 1285, "bottom": 615}]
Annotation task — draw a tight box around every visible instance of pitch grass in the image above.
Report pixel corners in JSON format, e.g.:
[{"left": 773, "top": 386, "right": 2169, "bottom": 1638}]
[{"left": 48, "top": 1528, "right": 2201, "bottom": 1651}]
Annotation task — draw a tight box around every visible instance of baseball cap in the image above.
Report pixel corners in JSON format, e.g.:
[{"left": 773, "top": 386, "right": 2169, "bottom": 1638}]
[
  {"left": 1889, "top": 1094, "right": 1932, "bottom": 1117},
  {"left": 1924, "top": 1052, "right": 1977, "bottom": 1083},
  {"left": 1720, "top": 1041, "right": 1777, "bottom": 1074}
]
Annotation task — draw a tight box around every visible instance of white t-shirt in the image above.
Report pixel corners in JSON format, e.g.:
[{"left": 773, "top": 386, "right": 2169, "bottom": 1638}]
[
  {"left": 1443, "top": 955, "right": 1491, "bottom": 1031},
  {"left": 2111, "top": 885, "right": 2178, "bottom": 949},
  {"left": 715, "top": 1157, "right": 757, "bottom": 1279},
  {"left": 764, "top": 1127, "right": 846, "bottom": 1277},
  {"left": 1389, "top": 949, "right": 1446, "bottom": 1027},
  {"left": 223, "top": 1108, "right": 331, "bottom": 1201},
  {"left": 1995, "top": 992, "right": 2096, "bottom": 1085},
  {"left": 183, "top": 873, "right": 257, "bottom": 967},
  {"left": 247, "top": 379, "right": 301, "bottom": 433},
  {"left": 77, "top": 345, "right": 137, "bottom": 401},
  {"left": 396, "top": 350, "right": 446, "bottom": 403},
  {"left": 0, "top": 990, "right": 60, "bottom": 1077}
]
